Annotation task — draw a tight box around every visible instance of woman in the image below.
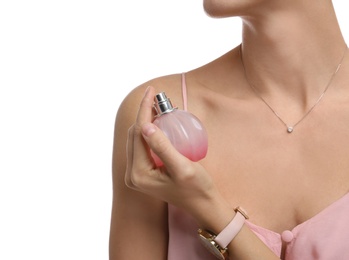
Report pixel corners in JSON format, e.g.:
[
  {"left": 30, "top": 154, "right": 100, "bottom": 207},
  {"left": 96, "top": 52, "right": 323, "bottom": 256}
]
[{"left": 110, "top": 0, "right": 349, "bottom": 259}]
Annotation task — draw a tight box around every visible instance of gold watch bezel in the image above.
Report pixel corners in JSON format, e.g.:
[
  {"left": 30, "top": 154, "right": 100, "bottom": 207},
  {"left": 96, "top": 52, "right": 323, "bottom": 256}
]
[{"left": 197, "top": 228, "right": 229, "bottom": 260}]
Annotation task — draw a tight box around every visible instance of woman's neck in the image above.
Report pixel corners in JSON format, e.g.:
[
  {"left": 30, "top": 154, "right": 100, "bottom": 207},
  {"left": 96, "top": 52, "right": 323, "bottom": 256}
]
[{"left": 240, "top": 0, "right": 347, "bottom": 104}]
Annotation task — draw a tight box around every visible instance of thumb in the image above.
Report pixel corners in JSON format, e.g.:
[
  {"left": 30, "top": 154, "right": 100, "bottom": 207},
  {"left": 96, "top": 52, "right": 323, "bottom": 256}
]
[{"left": 141, "top": 122, "right": 188, "bottom": 170}]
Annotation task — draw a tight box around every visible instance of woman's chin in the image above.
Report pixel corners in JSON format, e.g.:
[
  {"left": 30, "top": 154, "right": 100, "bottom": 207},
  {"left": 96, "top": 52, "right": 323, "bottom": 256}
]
[{"left": 202, "top": 1, "right": 238, "bottom": 18}]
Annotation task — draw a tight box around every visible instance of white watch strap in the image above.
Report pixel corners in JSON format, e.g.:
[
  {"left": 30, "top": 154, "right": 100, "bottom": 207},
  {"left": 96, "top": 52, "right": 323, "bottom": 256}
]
[{"left": 214, "top": 210, "right": 246, "bottom": 248}]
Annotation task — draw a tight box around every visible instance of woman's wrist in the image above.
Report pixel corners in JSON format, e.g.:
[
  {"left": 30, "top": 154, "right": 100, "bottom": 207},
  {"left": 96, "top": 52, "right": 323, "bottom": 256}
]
[
  {"left": 198, "top": 207, "right": 249, "bottom": 260},
  {"left": 191, "top": 190, "right": 236, "bottom": 235},
  {"left": 195, "top": 197, "right": 280, "bottom": 259}
]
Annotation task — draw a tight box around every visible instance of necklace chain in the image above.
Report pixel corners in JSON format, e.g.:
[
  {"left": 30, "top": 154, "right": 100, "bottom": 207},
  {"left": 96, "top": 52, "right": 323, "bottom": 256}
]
[{"left": 240, "top": 44, "right": 348, "bottom": 133}]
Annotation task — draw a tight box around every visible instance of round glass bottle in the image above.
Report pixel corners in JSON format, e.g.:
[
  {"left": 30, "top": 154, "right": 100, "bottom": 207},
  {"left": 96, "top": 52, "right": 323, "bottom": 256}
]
[{"left": 151, "top": 92, "right": 208, "bottom": 166}]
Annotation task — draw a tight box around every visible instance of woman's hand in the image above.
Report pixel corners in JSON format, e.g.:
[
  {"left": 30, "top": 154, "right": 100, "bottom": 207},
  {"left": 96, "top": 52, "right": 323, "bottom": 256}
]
[
  {"left": 125, "top": 86, "right": 218, "bottom": 218},
  {"left": 124, "top": 86, "right": 280, "bottom": 259}
]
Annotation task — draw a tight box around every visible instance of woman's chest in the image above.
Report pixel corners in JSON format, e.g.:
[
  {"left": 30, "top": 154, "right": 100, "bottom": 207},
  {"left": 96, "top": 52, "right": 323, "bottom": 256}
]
[{"left": 200, "top": 114, "right": 349, "bottom": 233}]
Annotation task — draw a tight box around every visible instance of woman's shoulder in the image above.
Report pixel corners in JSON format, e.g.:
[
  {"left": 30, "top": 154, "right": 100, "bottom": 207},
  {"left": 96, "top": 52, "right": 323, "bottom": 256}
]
[
  {"left": 116, "top": 45, "right": 242, "bottom": 124},
  {"left": 121, "top": 73, "right": 184, "bottom": 106},
  {"left": 115, "top": 73, "right": 185, "bottom": 128}
]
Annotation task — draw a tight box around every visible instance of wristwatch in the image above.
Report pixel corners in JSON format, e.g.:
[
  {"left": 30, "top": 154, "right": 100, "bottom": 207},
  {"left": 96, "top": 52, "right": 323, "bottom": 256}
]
[
  {"left": 197, "top": 206, "right": 249, "bottom": 260},
  {"left": 198, "top": 228, "right": 229, "bottom": 259}
]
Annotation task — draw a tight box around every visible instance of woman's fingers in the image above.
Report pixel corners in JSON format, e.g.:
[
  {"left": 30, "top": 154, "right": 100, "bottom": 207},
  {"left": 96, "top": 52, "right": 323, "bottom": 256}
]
[
  {"left": 126, "top": 86, "right": 193, "bottom": 190},
  {"left": 125, "top": 126, "right": 136, "bottom": 188},
  {"left": 130, "top": 86, "right": 157, "bottom": 167},
  {"left": 132, "top": 85, "right": 187, "bottom": 172},
  {"left": 141, "top": 122, "right": 190, "bottom": 177},
  {"left": 136, "top": 86, "right": 155, "bottom": 128},
  {"left": 125, "top": 86, "right": 164, "bottom": 189}
]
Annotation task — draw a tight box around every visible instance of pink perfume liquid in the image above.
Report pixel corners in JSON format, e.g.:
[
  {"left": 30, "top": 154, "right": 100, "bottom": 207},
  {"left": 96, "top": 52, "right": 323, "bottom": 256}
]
[{"left": 151, "top": 92, "right": 208, "bottom": 166}]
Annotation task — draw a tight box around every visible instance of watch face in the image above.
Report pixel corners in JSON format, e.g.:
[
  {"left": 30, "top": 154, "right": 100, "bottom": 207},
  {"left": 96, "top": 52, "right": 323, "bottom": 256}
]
[{"left": 198, "top": 232, "right": 226, "bottom": 260}]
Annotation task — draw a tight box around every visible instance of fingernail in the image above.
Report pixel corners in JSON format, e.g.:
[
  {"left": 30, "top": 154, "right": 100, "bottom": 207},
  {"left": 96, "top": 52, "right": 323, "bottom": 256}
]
[{"left": 142, "top": 123, "right": 156, "bottom": 137}]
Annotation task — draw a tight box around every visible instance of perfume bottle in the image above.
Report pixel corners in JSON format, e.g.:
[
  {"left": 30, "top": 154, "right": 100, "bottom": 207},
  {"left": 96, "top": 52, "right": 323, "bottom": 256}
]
[{"left": 151, "top": 92, "right": 208, "bottom": 166}]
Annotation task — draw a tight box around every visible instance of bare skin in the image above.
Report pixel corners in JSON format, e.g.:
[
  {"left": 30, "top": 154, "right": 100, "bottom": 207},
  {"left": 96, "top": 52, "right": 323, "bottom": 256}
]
[{"left": 110, "top": 0, "right": 349, "bottom": 259}]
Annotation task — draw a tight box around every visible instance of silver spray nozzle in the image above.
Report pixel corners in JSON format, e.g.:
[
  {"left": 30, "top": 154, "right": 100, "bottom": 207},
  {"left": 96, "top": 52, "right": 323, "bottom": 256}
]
[{"left": 153, "top": 92, "right": 177, "bottom": 116}]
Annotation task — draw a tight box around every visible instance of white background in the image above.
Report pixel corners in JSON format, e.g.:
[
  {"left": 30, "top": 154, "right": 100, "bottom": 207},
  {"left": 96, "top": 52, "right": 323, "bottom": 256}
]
[{"left": 0, "top": 1, "right": 347, "bottom": 259}]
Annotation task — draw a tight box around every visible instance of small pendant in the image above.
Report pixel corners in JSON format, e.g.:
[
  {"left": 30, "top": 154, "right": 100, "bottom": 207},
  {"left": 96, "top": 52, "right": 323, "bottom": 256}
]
[{"left": 287, "top": 126, "right": 294, "bottom": 133}]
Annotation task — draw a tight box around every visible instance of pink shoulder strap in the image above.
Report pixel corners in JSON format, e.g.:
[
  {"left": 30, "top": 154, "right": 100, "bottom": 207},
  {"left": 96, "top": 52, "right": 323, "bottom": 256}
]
[{"left": 181, "top": 73, "right": 188, "bottom": 111}]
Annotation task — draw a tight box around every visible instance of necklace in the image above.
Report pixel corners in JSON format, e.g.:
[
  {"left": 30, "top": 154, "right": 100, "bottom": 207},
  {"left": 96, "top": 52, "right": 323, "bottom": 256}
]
[{"left": 240, "top": 45, "right": 348, "bottom": 133}]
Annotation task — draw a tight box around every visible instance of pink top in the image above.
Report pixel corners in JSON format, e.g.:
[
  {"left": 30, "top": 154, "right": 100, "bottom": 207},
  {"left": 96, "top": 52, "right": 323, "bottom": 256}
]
[{"left": 167, "top": 74, "right": 349, "bottom": 259}]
